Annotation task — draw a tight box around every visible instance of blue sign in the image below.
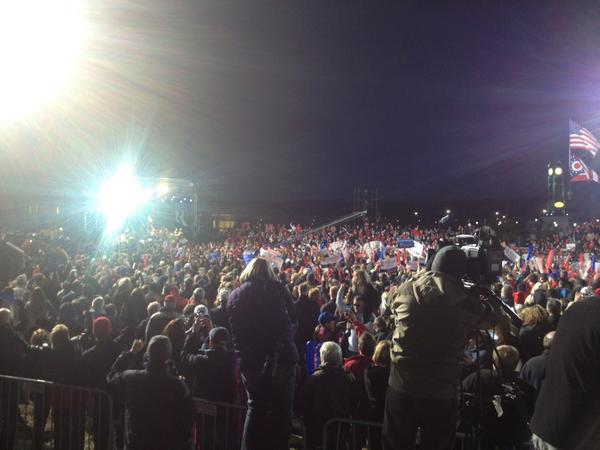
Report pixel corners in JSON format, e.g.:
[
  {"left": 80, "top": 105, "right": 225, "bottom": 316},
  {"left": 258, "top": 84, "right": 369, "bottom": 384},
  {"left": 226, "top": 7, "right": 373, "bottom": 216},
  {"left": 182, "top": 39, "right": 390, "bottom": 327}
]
[
  {"left": 397, "top": 239, "right": 415, "bottom": 249},
  {"left": 209, "top": 251, "right": 221, "bottom": 263},
  {"left": 243, "top": 250, "right": 256, "bottom": 265}
]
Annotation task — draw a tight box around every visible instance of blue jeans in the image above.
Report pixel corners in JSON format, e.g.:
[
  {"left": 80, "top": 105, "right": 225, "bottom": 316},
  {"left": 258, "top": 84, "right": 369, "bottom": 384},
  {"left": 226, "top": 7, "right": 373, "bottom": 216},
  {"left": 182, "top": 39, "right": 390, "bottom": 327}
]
[{"left": 241, "top": 365, "right": 295, "bottom": 450}]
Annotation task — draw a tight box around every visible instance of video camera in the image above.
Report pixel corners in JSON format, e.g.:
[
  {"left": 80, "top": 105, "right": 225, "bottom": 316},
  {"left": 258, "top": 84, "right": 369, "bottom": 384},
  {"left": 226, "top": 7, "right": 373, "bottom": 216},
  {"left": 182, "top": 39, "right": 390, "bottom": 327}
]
[
  {"left": 426, "top": 225, "right": 521, "bottom": 327},
  {"left": 426, "top": 226, "right": 504, "bottom": 285}
]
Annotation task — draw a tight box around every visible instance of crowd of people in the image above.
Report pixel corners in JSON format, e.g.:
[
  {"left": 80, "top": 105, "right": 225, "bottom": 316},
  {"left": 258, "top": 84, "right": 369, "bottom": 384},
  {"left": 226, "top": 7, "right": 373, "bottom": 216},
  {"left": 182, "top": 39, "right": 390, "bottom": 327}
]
[{"left": 0, "top": 217, "right": 599, "bottom": 450}]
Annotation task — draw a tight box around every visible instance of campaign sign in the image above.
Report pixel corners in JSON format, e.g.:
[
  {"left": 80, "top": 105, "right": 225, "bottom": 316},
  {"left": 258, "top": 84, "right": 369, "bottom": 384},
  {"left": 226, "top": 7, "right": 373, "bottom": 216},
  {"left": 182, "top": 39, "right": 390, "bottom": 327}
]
[
  {"left": 503, "top": 247, "right": 520, "bottom": 264},
  {"left": 379, "top": 257, "right": 397, "bottom": 271},
  {"left": 243, "top": 250, "right": 255, "bottom": 265},
  {"left": 397, "top": 239, "right": 414, "bottom": 249},
  {"left": 320, "top": 254, "right": 340, "bottom": 267}
]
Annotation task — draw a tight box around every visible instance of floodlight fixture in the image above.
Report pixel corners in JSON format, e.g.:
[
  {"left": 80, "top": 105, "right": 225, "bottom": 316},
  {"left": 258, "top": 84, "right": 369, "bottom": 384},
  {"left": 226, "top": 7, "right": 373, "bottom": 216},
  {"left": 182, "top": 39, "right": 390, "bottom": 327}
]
[
  {"left": 96, "top": 163, "right": 151, "bottom": 234},
  {"left": 155, "top": 182, "right": 170, "bottom": 196}
]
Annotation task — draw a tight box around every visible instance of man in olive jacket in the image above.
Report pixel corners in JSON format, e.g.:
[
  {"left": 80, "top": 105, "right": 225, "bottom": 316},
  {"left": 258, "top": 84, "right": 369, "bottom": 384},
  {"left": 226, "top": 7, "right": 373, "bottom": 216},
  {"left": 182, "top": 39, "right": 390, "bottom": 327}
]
[{"left": 383, "top": 246, "right": 500, "bottom": 450}]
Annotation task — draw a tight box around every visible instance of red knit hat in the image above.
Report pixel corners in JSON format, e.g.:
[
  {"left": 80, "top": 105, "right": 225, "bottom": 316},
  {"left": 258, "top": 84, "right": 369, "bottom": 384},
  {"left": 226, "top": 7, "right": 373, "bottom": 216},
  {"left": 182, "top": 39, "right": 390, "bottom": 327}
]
[
  {"left": 93, "top": 317, "right": 112, "bottom": 340},
  {"left": 595, "top": 288, "right": 600, "bottom": 297}
]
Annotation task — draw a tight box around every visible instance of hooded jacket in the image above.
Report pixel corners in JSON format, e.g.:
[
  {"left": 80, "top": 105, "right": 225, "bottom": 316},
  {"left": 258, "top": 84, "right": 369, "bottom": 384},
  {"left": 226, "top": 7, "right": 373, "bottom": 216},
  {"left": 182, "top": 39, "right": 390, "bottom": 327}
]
[{"left": 389, "top": 271, "right": 497, "bottom": 399}]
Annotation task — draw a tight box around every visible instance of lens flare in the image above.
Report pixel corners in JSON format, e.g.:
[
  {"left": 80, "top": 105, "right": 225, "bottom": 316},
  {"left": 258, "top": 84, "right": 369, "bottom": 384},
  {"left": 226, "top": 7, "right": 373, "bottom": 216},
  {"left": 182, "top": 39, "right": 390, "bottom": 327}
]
[
  {"left": 0, "top": 0, "right": 87, "bottom": 121},
  {"left": 97, "top": 163, "right": 151, "bottom": 234}
]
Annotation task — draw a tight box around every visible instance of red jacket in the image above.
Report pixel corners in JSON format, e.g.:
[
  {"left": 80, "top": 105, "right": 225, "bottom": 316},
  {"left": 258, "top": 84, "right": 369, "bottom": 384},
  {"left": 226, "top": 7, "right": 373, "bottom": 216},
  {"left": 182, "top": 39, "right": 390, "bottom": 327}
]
[{"left": 344, "top": 354, "right": 371, "bottom": 382}]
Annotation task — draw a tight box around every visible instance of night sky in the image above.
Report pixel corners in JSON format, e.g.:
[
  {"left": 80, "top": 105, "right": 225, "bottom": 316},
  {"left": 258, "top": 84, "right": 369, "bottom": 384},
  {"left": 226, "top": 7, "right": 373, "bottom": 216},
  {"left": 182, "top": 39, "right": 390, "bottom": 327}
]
[{"left": 2, "top": 1, "right": 600, "bottom": 209}]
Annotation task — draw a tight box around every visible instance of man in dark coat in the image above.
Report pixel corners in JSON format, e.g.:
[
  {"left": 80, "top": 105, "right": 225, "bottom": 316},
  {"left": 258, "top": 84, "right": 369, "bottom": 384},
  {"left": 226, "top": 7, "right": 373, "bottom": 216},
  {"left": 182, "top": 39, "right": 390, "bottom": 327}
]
[
  {"left": 301, "top": 341, "right": 354, "bottom": 450},
  {"left": 81, "top": 317, "right": 121, "bottom": 450},
  {"left": 107, "top": 335, "right": 195, "bottom": 450},
  {"left": 82, "top": 317, "right": 121, "bottom": 390},
  {"left": 145, "top": 295, "right": 181, "bottom": 342},
  {"left": 180, "top": 324, "right": 235, "bottom": 402},
  {"left": 181, "top": 325, "right": 236, "bottom": 450},
  {"left": 294, "top": 283, "right": 320, "bottom": 359},
  {"left": 531, "top": 297, "right": 600, "bottom": 450},
  {"left": 520, "top": 331, "right": 554, "bottom": 393},
  {"left": 0, "top": 308, "right": 29, "bottom": 450}
]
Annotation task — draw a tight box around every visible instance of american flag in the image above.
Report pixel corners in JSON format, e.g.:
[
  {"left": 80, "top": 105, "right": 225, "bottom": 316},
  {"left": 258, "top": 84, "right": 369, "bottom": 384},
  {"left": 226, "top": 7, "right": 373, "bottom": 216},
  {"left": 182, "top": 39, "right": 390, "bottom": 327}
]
[
  {"left": 570, "top": 119, "right": 599, "bottom": 157},
  {"left": 570, "top": 150, "right": 600, "bottom": 183}
]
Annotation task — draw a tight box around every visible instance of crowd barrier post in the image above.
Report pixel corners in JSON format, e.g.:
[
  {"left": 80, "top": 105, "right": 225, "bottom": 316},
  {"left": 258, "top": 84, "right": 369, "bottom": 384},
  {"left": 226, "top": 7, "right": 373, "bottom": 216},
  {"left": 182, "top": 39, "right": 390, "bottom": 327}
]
[
  {"left": 321, "top": 417, "right": 383, "bottom": 450},
  {"left": 0, "top": 374, "right": 114, "bottom": 450},
  {"left": 192, "top": 397, "right": 247, "bottom": 450}
]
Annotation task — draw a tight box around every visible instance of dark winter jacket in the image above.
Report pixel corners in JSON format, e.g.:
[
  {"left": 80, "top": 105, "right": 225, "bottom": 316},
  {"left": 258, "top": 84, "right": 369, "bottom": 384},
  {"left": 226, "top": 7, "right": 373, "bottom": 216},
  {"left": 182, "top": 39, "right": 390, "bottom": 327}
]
[
  {"left": 227, "top": 279, "right": 298, "bottom": 371},
  {"left": 520, "top": 349, "right": 549, "bottom": 393},
  {"left": 82, "top": 340, "right": 122, "bottom": 391},
  {"left": 531, "top": 298, "right": 600, "bottom": 450},
  {"left": 294, "top": 295, "right": 320, "bottom": 352},
  {"left": 365, "top": 364, "right": 390, "bottom": 421},
  {"left": 301, "top": 365, "right": 354, "bottom": 449},
  {"left": 180, "top": 331, "right": 235, "bottom": 402},
  {"left": 145, "top": 308, "right": 181, "bottom": 343},
  {"left": 107, "top": 351, "right": 195, "bottom": 450},
  {"left": 0, "top": 322, "right": 28, "bottom": 376}
]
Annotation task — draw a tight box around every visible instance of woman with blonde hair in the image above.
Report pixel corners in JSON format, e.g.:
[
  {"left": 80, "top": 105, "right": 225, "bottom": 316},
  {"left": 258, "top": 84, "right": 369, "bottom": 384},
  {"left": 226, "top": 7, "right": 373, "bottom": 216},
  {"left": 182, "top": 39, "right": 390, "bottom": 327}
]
[
  {"left": 519, "top": 305, "right": 551, "bottom": 362},
  {"left": 227, "top": 257, "right": 298, "bottom": 450}
]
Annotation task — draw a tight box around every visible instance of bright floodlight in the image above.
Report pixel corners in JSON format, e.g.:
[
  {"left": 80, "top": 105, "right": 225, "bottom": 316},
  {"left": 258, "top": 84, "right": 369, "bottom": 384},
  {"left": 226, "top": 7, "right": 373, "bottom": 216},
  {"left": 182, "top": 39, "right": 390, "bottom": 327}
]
[
  {"left": 554, "top": 167, "right": 563, "bottom": 176},
  {"left": 0, "top": 0, "right": 87, "bottom": 120},
  {"left": 156, "top": 182, "right": 170, "bottom": 196},
  {"left": 97, "top": 164, "right": 152, "bottom": 234}
]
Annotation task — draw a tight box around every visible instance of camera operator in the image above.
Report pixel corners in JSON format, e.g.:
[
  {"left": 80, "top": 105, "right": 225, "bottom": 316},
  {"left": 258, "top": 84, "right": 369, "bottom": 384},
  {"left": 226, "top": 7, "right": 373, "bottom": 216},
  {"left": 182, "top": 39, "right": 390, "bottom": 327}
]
[{"left": 383, "top": 245, "right": 504, "bottom": 450}]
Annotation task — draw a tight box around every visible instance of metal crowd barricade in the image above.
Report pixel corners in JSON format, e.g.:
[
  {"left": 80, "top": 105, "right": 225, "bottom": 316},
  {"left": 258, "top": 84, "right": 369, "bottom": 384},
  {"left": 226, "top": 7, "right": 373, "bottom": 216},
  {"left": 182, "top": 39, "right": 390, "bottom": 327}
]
[
  {"left": 0, "top": 374, "right": 114, "bottom": 450},
  {"left": 321, "top": 418, "right": 467, "bottom": 450},
  {"left": 322, "top": 418, "right": 383, "bottom": 450},
  {"left": 192, "top": 398, "right": 247, "bottom": 450}
]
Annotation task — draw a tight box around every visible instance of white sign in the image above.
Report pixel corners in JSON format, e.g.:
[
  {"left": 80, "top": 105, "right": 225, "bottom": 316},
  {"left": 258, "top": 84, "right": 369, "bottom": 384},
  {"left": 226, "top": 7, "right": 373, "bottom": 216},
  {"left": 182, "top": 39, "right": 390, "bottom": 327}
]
[
  {"left": 330, "top": 240, "right": 345, "bottom": 253},
  {"left": 534, "top": 256, "right": 544, "bottom": 273},
  {"left": 408, "top": 241, "right": 424, "bottom": 259},
  {"left": 504, "top": 246, "right": 520, "bottom": 264},
  {"left": 379, "top": 257, "right": 397, "bottom": 271},
  {"left": 320, "top": 254, "right": 340, "bottom": 267},
  {"left": 566, "top": 243, "right": 576, "bottom": 251},
  {"left": 260, "top": 248, "right": 283, "bottom": 269}
]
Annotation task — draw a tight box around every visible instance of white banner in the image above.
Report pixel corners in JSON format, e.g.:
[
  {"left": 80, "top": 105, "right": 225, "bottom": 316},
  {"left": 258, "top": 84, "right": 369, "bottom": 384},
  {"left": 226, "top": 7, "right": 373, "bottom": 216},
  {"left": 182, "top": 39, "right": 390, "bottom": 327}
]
[
  {"left": 504, "top": 246, "right": 520, "bottom": 264},
  {"left": 330, "top": 240, "right": 345, "bottom": 253},
  {"left": 407, "top": 261, "right": 419, "bottom": 272},
  {"left": 379, "top": 257, "right": 397, "bottom": 271},
  {"left": 408, "top": 241, "right": 424, "bottom": 259},
  {"left": 260, "top": 248, "right": 283, "bottom": 269},
  {"left": 363, "top": 241, "right": 383, "bottom": 255},
  {"left": 320, "top": 254, "right": 340, "bottom": 267},
  {"left": 534, "top": 256, "right": 544, "bottom": 273}
]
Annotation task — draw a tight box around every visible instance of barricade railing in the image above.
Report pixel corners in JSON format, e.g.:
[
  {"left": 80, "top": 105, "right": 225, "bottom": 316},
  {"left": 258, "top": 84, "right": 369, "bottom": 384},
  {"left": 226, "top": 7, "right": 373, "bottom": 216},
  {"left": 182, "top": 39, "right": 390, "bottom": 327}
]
[
  {"left": 321, "top": 418, "right": 467, "bottom": 450},
  {"left": 192, "top": 397, "right": 307, "bottom": 450},
  {"left": 322, "top": 418, "right": 383, "bottom": 450},
  {"left": 0, "top": 374, "right": 114, "bottom": 450},
  {"left": 192, "top": 397, "right": 247, "bottom": 450}
]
